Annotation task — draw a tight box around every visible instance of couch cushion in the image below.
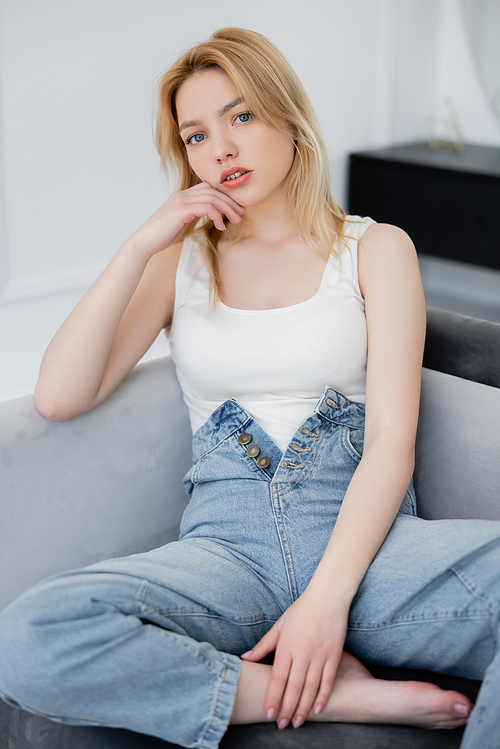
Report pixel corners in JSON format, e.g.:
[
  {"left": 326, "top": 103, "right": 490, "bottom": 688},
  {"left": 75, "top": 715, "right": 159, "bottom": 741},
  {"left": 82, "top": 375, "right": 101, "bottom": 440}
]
[{"left": 415, "top": 367, "right": 500, "bottom": 520}]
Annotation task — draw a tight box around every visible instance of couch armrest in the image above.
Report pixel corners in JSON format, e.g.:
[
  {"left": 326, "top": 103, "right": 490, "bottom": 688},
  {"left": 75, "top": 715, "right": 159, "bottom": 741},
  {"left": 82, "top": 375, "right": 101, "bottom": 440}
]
[
  {"left": 0, "top": 356, "right": 192, "bottom": 612},
  {"left": 415, "top": 367, "right": 500, "bottom": 521}
]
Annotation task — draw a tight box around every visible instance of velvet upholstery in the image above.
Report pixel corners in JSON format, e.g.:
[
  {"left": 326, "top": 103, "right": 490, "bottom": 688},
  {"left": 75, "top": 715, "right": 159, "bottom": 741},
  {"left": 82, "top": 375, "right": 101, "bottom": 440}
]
[
  {"left": 0, "top": 356, "right": 192, "bottom": 612},
  {"left": 424, "top": 307, "right": 500, "bottom": 388},
  {"left": 1, "top": 307, "right": 499, "bottom": 748}
]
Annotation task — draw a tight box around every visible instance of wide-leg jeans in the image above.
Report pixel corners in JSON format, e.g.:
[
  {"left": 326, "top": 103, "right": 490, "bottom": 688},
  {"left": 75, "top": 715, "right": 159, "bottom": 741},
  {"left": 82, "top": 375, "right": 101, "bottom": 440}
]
[{"left": 0, "top": 388, "right": 499, "bottom": 748}]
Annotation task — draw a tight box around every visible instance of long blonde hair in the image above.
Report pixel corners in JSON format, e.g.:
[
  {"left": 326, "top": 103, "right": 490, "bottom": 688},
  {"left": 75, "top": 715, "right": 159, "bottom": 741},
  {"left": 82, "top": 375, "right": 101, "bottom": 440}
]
[{"left": 155, "top": 27, "right": 346, "bottom": 301}]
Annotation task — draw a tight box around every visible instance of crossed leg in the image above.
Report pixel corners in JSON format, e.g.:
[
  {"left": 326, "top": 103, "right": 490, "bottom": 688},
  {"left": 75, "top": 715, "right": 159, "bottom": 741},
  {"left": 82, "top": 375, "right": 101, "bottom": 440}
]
[
  {"left": 233, "top": 512, "right": 500, "bottom": 743},
  {"left": 1, "top": 519, "right": 497, "bottom": 748},
  {"left": 231, "top": 652, "right": 472, "bottom": 729}
]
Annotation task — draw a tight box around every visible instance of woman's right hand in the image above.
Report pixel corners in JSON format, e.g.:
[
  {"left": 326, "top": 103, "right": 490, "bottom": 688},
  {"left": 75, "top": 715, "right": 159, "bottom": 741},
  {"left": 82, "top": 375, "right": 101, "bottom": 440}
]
[{"left": 129, "top": 181, "right": 245, "bottom": 259}]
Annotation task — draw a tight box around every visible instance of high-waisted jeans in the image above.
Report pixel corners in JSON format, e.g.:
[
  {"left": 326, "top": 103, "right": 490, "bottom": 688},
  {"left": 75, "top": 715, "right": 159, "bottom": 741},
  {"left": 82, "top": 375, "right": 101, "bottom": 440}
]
[{"left": 0, "top": 388, "right": 499, "bottom": 748}]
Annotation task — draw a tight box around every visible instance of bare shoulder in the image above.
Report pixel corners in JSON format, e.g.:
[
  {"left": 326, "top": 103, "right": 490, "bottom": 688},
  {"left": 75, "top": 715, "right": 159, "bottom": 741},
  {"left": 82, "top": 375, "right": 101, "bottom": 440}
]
[
  {"left": 356, "top": 221, "right": 425, "bottom": 361},
  {"left": 359, "top": 222, "right": 416, "bottom": 261},
  {"left": 357, "top": 223, "right": 420, "bottom": 299},
  {"left": 356, "top": 225, "right": 425, "bottom": 438}
]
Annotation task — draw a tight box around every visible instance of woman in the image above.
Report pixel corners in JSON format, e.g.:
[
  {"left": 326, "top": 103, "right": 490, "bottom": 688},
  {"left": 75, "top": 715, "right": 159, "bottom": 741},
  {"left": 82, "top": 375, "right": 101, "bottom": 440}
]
[{"left": 0, "top": 27, "right": 498, "bottom": 749}]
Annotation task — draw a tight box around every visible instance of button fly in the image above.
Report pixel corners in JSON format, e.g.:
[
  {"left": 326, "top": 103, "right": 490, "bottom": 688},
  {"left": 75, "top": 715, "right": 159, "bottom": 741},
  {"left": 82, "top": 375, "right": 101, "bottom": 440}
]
[
  {"left": 246, "top": 444, "right": 261, "bottom": 458},
  {"left": 256, "top": 455, "right": 271, "bottom": 469}
]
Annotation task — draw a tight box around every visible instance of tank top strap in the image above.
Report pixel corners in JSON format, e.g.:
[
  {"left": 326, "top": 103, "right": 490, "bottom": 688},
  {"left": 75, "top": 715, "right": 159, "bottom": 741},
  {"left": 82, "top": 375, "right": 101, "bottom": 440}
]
[{"left": 331, "top": 215, "right": 376, "bottom": 297}]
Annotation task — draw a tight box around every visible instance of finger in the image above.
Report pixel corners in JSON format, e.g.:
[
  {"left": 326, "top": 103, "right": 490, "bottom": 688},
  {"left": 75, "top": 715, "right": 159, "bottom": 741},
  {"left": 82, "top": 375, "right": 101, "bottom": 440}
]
[
  {"left": 213, "top": 189, "right": 247, "bottom": 213},
  {"left": 292, "top": 662, "right": 323, "bottom": 728},
  {"left": 313, "top": 658, "right": 338, "bottom": 715},
  {"left": 203, "top": 206, "right": 226, "bottom": 232},
  {"left": 275, "top": 658, "right": 309, "bottom": 729},
  {"left": 264, "top": 650, "right": 292, "bottom": 722},
  {"left": 241, "top": 625, "right": 280, "bottom": 662},
  {"left": 188, "top": 182, "right": 246, "bottom": 213},
  {"left": 211, "top": 188, "right": 246, "bottom": 212},
  {"left": 183, "top": 195, "right": 243, "bottom": 225},
  {"left": 183, "top": 201, "right": 228, "bottom": 232},
  {"left": 207, "top": 196, "right": 244, "bottom": 223}
]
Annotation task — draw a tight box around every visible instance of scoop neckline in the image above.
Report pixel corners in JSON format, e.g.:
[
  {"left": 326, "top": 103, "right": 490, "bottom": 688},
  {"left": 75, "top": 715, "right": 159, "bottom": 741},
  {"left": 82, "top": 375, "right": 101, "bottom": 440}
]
[{"left": 219, "top": 254, "right": 334, "bottom": 315}]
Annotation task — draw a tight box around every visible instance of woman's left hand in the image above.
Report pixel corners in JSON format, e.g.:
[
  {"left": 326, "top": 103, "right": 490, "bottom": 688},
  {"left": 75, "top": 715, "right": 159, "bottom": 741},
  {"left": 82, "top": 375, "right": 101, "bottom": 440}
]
[{"left": 241, "top": 587, "right": 349, "bottom": 729}]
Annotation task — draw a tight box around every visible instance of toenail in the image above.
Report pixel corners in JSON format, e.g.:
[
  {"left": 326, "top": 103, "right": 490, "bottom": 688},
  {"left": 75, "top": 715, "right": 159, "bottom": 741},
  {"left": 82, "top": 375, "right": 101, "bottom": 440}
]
[
  {"left": 454, "top": 703, "right": 469, "bottom": 717},
  {"left": 278, "top": 719, "right": 289, "bottom": 730},
  {"left": 292, "top": 716, "right": 304, "bottom": 728}
]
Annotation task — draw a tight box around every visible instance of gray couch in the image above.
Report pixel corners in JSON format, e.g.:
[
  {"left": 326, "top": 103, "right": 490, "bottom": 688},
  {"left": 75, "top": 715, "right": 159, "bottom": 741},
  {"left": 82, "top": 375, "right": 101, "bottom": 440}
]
[{"left": 1, "top": 308, "right": 500, "bottom": 749}]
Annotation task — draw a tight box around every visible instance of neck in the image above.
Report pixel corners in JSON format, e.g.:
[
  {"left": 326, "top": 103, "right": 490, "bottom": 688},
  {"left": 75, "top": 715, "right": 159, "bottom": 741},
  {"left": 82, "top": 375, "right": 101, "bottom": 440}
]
[{"left": 225, "top": 188, "right": 298, "bottom": 246}]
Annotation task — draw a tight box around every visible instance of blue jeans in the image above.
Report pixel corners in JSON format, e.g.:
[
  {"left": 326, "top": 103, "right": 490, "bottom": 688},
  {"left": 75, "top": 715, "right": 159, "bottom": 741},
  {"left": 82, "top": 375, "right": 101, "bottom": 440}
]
[{"left": 0, "top": 387, "right": 499, "bottom": 748}]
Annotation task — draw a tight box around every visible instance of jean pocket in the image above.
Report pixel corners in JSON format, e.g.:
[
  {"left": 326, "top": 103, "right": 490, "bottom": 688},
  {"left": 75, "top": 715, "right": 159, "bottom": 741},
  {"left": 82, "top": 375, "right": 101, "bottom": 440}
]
[{"left": 342, "top": 426, "right": 364, "bottom": 463}]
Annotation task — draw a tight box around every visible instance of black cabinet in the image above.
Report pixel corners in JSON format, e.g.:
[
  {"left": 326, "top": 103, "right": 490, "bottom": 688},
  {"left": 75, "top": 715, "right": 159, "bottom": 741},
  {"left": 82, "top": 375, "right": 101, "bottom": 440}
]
[{"left": 348, "top": 143, "right": 500, "bottom": 270}]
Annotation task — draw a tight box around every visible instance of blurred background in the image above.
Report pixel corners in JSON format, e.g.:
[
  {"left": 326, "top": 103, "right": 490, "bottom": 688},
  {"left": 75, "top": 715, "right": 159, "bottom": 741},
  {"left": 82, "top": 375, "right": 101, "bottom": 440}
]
[{"left": 1, "top": 0, "right": 499, "bottom": 402}]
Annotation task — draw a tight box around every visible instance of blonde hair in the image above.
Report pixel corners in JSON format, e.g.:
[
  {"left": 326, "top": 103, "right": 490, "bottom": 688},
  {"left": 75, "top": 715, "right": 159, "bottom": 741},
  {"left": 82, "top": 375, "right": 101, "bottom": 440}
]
[{"left": 155, "top": 27, "right": 346, "bottom": 301}]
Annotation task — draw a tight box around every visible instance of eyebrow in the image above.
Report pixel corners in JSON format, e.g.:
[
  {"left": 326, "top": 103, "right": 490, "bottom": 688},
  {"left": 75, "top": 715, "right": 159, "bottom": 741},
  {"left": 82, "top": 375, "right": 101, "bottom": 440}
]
[{"left": 178, "top": 97, "right": 244, "bottom": 133}]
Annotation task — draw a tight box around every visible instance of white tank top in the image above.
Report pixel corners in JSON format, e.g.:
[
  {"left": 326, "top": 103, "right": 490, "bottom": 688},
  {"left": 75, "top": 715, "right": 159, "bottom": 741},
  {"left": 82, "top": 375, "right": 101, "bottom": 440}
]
[{"left": 168, "top": 215, "right": 375, "bottom": 451}]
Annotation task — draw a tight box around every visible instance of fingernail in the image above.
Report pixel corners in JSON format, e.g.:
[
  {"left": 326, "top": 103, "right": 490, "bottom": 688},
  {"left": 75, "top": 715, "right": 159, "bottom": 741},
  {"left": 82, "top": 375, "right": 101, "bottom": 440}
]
[
  {"left": 266, "top": 708, "right": 275, "bottom": 720},
  {"left": 292, "top": 716, "right": 304, "bottom": 729},
  {"left": 455, "top": 703, "right": 469, "bottom": 717},
  {"left": 278, "top": 719, "right": 289, "bottom": 730},
  {"left": 314, "top": 703, "right": 324, "bottom": 715},
  {"left": 240, "top": 650, "right": 253, "bottom": 658}
]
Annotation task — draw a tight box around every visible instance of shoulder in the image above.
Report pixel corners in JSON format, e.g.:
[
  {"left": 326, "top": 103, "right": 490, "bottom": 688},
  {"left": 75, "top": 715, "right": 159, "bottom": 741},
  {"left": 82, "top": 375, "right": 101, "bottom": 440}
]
[
  {"left": 357, "top": 223, "right": 419, "bottom": 300},
  {"left": 358, "top": 222, "right": 415, "bottom": 256}
]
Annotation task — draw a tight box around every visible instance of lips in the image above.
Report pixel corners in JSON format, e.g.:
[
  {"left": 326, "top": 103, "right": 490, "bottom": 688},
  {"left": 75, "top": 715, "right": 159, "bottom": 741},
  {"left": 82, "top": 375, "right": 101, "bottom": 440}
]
[{"left": 219, "top": 166, "right": 252, "bottom": 184}]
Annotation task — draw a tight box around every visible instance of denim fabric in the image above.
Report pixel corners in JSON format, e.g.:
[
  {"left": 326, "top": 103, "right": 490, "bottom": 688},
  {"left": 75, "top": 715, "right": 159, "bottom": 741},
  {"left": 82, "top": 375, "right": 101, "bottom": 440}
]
[{"left": 0, "top": 387, "right": 499, "bottom": 749}]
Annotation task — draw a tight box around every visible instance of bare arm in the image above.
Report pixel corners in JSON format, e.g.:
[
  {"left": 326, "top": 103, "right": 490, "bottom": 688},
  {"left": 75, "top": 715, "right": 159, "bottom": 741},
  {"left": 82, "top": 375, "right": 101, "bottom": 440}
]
[
  {"left": 34, "top": 183, "right": 245, "bottom": 421},
  {"left": 34, "top": 240, "right": 179, "bottom": 421},
  {"left": 308, "top": 223, "right": 426, "bottom": 601},
  {"left": 244, "top": 223, "right": 426, "bottom": 725}
]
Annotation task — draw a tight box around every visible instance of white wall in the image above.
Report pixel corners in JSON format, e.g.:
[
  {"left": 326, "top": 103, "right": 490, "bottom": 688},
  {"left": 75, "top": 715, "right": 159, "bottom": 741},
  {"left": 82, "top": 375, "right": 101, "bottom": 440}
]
[
  {"left": 435, "top": 0, "right": 500, "bottom": 146},
  {"left": 1, "top": 0, "right": 499, "bottom": 401}
]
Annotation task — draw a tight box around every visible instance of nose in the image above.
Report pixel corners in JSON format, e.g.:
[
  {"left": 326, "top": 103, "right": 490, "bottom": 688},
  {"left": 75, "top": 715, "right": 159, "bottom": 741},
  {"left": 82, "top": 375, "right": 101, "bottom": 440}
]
[{"left": 212, "top": 128, "right": 238, "bottom": 163}]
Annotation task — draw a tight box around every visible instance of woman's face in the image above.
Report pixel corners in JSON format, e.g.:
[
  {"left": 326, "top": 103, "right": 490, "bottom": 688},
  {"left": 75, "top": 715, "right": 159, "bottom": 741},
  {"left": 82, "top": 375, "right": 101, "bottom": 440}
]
[{"left": 175, "top": 68, "right": 295, "bottom": 208}]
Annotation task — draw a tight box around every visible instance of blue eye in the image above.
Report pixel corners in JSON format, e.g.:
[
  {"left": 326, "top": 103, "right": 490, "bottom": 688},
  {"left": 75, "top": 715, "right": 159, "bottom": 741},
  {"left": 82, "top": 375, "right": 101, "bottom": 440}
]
[
  {"left": 185, "top": 133, "right": 205, "bottom": 146},
  {"left": 235, "top": 112, "right": 252, "bottom": 123}
]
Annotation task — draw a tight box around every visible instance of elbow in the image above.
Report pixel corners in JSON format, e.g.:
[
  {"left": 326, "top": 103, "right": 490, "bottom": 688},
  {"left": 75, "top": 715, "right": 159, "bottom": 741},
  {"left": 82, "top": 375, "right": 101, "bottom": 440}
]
[
  {"left": 33, "top": 389, "right": 88, "bottom": 422},
  {"left": 34, "top": 397, "right": 73, "bottom": 422}
]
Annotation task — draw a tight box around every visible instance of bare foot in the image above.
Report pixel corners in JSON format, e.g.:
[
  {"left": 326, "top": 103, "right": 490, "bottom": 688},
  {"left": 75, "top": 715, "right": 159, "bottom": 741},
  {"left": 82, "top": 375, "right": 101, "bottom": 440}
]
[{"left": 312, "top": 652, "right": 473, "bottom": 730}]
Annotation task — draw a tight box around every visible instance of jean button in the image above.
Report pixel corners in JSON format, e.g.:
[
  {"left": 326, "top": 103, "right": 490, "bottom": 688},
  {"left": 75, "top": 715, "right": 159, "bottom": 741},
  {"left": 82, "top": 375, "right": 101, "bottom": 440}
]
[
  {"left": 246, "top": 444, "right": 261, "bottom": 458},
  {"left": 238, "top": 433, "right": 252, "bottom": 445},
  {"left": 256, "top": 455, "right": 271, "bottom": 469}
]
